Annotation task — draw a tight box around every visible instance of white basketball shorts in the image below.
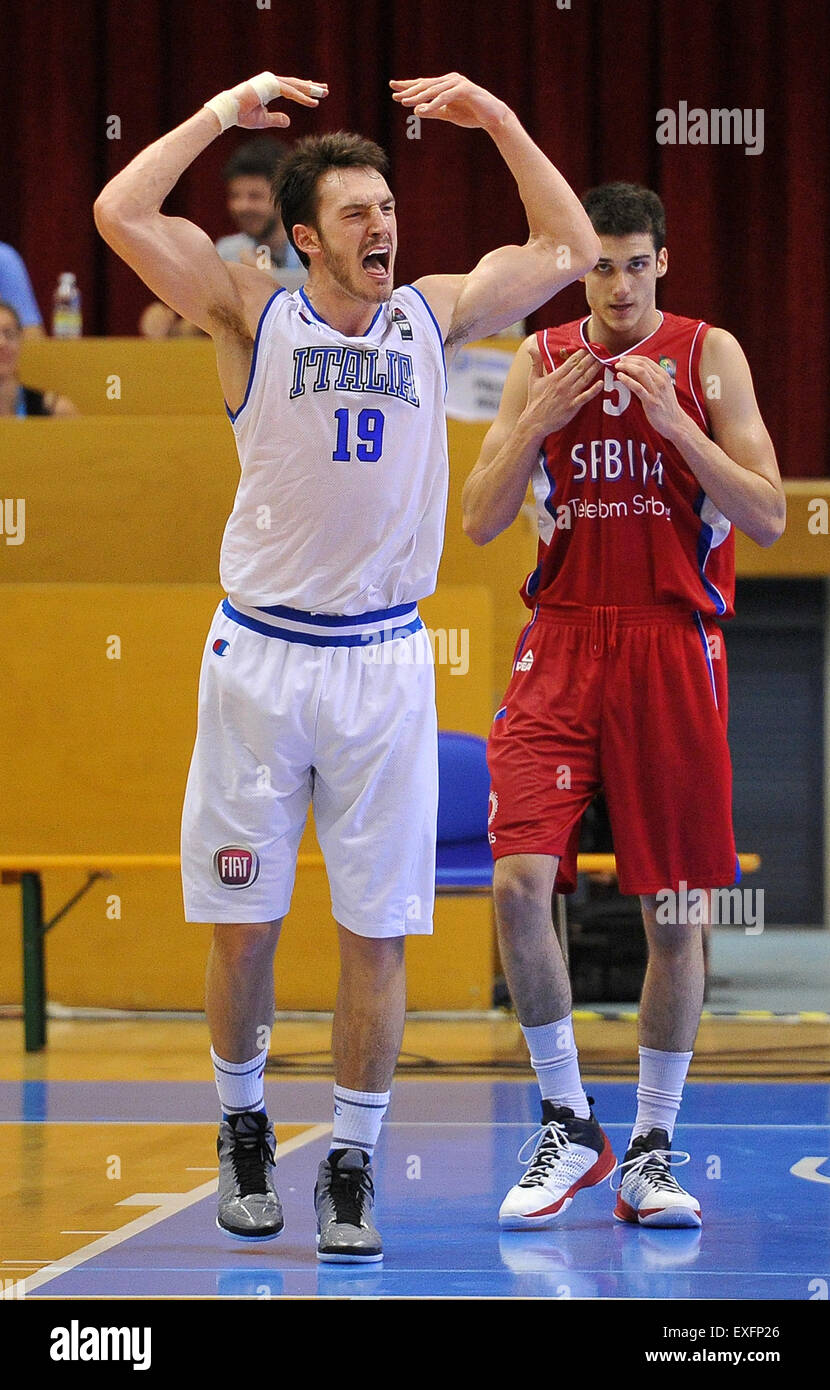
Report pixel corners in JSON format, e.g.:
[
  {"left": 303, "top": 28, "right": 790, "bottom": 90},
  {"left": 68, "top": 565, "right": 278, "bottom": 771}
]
[{"left": 180, "top": 598, "right": 438, "bottom": 937}]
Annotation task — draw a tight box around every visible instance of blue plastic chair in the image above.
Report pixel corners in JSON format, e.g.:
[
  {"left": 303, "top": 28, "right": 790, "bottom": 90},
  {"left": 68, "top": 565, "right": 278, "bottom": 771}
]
[{"left": 436, "top": 731, "right": 494, "bottom": 893}]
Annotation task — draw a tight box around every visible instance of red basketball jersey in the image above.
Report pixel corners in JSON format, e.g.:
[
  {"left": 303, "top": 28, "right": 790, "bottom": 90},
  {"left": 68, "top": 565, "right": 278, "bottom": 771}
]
[{"left": 522, "top": 312, "right": 735, "bottom": 617}]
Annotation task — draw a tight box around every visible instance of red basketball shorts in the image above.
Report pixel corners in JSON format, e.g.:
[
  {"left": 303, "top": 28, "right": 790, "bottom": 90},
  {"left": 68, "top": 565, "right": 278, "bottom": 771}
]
[{"left": 486, "top": 603, "right": 736, "bottom": 895}]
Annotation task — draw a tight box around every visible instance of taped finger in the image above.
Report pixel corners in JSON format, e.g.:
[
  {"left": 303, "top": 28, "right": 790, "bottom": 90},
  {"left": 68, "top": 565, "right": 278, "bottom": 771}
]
[{"left": 249, "top": 72, "right": 282, "bottom": 105}]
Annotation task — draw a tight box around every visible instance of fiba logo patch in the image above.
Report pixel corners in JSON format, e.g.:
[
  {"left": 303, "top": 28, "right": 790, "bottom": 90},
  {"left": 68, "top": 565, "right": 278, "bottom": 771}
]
[
  {"left": 213, "top": 844, "right": 260, "bottom": 889},
  {"left": 212, "top": 639, "right": 229, "bottom": 656},
  {"left": 391, "top": 307, "right": 413, "bottom": 341}
]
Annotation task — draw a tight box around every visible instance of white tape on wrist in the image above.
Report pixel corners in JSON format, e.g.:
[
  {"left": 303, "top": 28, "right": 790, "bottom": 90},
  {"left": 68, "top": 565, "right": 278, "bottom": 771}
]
[{"left": 203, "top": 90, "right": 239, "bottom": 133}]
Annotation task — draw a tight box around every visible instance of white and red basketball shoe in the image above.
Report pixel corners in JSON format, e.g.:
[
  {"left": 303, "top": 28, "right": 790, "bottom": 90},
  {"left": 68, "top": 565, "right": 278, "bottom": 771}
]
[
  {"left": 612, "top": 1127, "right": 702, "bottom": 1228},
  {"left": 499, "top": 1100, "right": 617, "bottom": 1229}
]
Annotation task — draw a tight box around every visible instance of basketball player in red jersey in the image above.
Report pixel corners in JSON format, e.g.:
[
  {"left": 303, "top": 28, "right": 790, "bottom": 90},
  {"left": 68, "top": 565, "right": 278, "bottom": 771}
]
[{"left": 463, "top": 183, "right": 785, "bottom": 1229}]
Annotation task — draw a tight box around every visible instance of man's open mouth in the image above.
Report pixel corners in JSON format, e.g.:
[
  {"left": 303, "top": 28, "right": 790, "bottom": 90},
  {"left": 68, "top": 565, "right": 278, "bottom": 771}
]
[{"left": 362, "top": 246, "right": 391, "bottom": 277}]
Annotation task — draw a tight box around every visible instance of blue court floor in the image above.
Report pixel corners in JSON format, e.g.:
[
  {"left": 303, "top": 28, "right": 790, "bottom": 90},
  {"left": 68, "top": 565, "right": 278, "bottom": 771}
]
[{"left": 3, "top": 1079, "right": 829, "bottom": 1300}]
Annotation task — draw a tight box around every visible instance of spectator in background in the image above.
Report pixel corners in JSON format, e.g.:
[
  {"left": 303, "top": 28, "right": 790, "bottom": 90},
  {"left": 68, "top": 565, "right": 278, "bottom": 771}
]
[
  {"left": 214, "top": 135, "right": 304, "bottom": 276},
  {"left": 139, "top": 136, "right": 304, "bottom": 337},
  {"left": 0, "top": 301, "right": 77, "bottom": 416},
  {"left": 0, "top": 243, "right": 44, "bottom": 337}
]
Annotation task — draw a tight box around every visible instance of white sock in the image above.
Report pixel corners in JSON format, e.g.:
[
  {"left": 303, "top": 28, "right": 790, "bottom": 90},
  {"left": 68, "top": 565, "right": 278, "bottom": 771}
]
[
  {"left": 211, "top": 1046, "right": 267, "bottom": 1119},
  {"left": 330, "top": 1084, "right": 390, "bottom": 1158},
  {"left": 629, "top": 1045, "right": 693, "bottom": 1148},
  {"left": 521, "top": 1015, "right": 591, "bottom": 1119}
]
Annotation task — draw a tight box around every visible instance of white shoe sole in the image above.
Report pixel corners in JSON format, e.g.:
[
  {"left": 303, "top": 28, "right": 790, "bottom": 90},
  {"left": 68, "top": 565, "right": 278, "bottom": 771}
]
[
  {"left": 613, "top": 1203, "right": 702, "bottom": 1229},
  {"left": 315, "top": 1235, "right": 383, "bottom": 1263},
  {"left": 216, "top": 1217, "right": 283, "bottom": 1242},
  {"left": 498, "top": 1196, "right": 575, "bottom": 1229}
]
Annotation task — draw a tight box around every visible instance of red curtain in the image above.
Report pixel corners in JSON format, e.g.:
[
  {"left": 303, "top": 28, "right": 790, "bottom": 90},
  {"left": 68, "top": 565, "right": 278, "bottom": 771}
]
[{"left": 2, "top": 0, "right": 826, "bottom": 476}]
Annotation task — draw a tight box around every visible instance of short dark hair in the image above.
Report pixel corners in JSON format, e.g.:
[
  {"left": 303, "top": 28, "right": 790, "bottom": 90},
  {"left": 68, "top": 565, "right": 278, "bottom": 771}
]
[
  {"left": 274, "top": 131, "right": 390, "bottom": 269},
  {"left": 581, "top": 182, "right": 666, "bottom": 254},
  {"left": 222, "top": 136, "right": 288, "bottom": 185}
]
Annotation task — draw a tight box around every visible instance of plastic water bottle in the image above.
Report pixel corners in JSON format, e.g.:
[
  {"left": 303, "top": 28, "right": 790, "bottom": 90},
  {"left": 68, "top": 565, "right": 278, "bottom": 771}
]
[{"left": 52, "top": 273, "right": 82, "bottom": 338}]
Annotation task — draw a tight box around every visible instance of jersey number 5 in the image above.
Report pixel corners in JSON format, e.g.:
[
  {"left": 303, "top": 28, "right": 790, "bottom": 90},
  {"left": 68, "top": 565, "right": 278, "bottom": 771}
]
[
  {"left": 332, "top": 408, "right": 385, "bottom": 462},
  {"left": 602, "top": 367, "right": 631, "bottom": 417}
]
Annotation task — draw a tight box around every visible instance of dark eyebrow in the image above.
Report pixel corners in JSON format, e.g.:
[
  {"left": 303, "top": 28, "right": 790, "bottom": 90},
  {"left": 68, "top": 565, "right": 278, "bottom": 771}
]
[
  {"left": 339, "top": 197, "right": 396, "bottom": 213},
  {"left": 596, "top": 255, "right": 652, "bottom": 268}
]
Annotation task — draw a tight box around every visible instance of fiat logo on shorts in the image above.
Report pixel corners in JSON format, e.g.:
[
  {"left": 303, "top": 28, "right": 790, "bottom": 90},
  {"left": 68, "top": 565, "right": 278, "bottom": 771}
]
[{"left": 213, "top": 844, "right": 260, "bottom": 889}]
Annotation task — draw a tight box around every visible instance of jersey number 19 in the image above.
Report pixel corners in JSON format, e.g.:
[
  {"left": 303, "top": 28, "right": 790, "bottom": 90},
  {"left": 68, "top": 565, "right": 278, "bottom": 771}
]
[{"left": 332, "top": 408, "right": 385, "bottom": 462}]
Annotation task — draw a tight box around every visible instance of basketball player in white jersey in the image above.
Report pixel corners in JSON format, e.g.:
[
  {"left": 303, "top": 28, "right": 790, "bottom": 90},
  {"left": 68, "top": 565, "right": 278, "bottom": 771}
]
[{"left": 94, "top": 70, "right": 601, "bottom": 1261}]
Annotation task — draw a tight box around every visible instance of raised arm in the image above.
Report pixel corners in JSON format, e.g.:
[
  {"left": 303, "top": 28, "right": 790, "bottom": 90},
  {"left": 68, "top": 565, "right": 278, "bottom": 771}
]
[
  {"left": 93, "top": 73, "right": 327, "bottom": 338},
  {"left": 391, "top": 74, "right": 601, "bottom": 356}
]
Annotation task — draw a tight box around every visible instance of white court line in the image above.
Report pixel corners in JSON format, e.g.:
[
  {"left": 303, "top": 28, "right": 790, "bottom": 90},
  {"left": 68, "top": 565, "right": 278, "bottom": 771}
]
[
  {"left": 20, "top": 1121, "right": 331, "bottom": 1296},
  {"left": 0, "top": 1119, "right": 316, "bottom": 1127},
  {"left": 22, "top": 1269, "right": 817, "bottom": 1297},
  {"left": 0, "top": 1120, "right": 222, "bottom": 1126},
  {"left": 2, "top": 1119, "right": 828, "bottom": 1129},
  {"left": 370, "top": 1121, "right": 830, "bottom": 1130}
]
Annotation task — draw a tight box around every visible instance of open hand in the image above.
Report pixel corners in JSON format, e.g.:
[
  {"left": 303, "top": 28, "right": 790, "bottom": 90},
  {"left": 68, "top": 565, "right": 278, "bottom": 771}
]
[
  {"left": 390, "top": 74, "right": 508, "bottom": 132},
  {"left": 233, "top": 73, "right": 328, "bottom": 129}
]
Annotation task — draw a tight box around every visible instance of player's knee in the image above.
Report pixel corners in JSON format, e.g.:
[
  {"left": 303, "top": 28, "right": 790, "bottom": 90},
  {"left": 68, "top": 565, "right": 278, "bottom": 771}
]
[
  {"left": 493, "top": 859, "right": 553, "bottom": 930},
  {"left": 338, "top": 926, "right": 405, "bottom": 979},
  {"left": 211, "top": 921, "right": 280, "bottom": 967},
  {"left": 341, "top": 927, "right": 405, "bottom": 958},
  {"left": 644, "top": 917, "right": 703, "bottom": 957}
]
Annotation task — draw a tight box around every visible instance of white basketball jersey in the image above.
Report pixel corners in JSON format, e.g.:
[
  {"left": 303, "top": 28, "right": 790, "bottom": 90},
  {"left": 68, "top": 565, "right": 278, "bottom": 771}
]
[{"left": 220, "top": 285, "right": 449, "bottom": 614}]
